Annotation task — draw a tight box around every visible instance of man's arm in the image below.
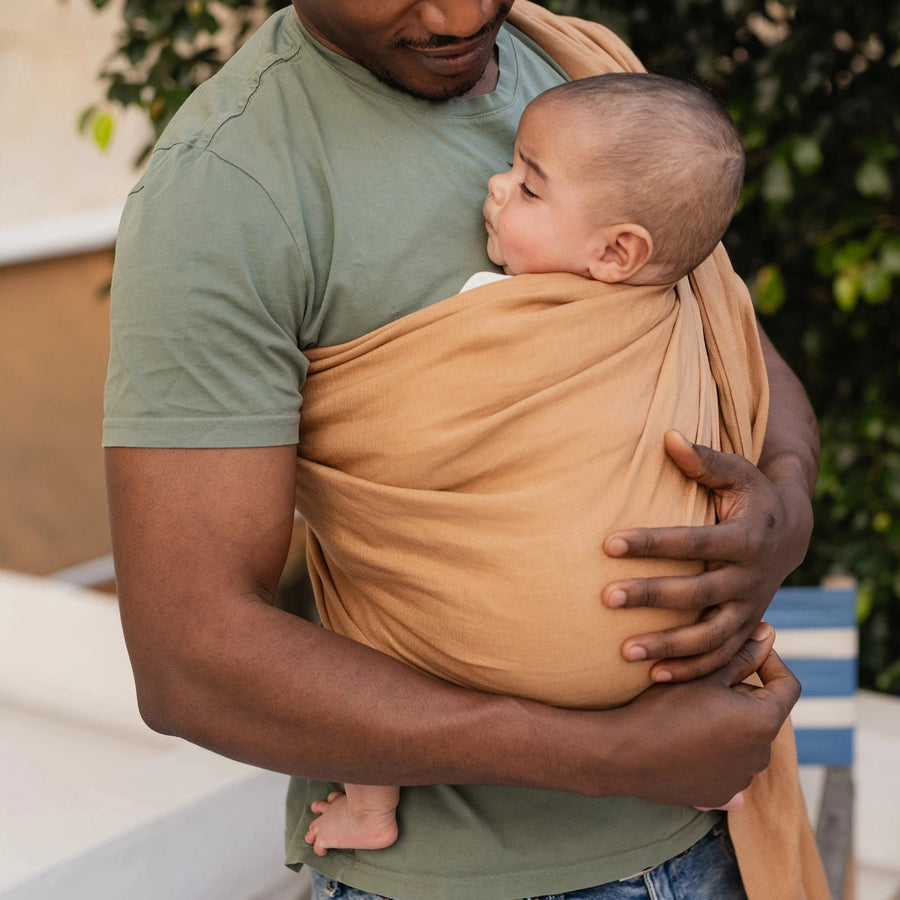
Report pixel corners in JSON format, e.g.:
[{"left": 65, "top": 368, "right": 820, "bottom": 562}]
[
  {"left": 755, "top": 323, "right": 820, "bottom": 495},
  {"left": 601, "top": 322, "right": 819, "bottom": 682},
  {"left": 107, "top": 444, "right": 798, "bottom": 807}
]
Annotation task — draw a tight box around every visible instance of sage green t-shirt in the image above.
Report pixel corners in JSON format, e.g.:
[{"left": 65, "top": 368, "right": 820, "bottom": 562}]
[{"left": 103, "top": 8, "right": 714, "bottom": 898}]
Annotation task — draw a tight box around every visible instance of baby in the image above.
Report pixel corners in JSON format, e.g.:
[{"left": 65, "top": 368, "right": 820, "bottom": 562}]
[{"left": 304, "top": 72, "right": 746, "bottom": 856}]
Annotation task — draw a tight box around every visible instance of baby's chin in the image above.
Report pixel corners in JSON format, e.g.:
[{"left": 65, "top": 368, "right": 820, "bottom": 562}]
[{"left": 485, "top": 245, "right": 510, "bottom": 275}]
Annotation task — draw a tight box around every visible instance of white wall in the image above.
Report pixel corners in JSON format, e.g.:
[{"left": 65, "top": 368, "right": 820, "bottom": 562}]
[{"left": 0, "top": 0, "right": 150, "bottom": 262}]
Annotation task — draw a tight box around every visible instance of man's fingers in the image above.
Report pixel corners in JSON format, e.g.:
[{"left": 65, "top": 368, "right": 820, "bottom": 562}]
[
  {"left": 712, "top": 623, "right": 776, "bottom": 687},
  {"left": 662, "top": 429, "right": 757, "bottom": 493},
  {"left": 622, "top": 605, "right": 741, "bottom": 663},
  {"left": 602, "top": 433, "right": 762, "bottom": 562},
  {"left": 603, "top": 520, "right": 751, "bottom": 568},
  {"left": 602, "top": 566, "right": 746, "bottom": 611},
  {"left": 646, "top": 646, "right": 742, "bottom": 683},
  {"left": 756, "top": 645, "right": 802, "bottom": 704}
]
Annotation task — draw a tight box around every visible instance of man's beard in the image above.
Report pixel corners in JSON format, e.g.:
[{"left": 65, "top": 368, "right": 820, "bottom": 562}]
[
  {"left": 376, "top": 3, "right": 510, "bottom": 101},
  {"left": 368, "top": 63, "right": 487, "bottom": 101}
]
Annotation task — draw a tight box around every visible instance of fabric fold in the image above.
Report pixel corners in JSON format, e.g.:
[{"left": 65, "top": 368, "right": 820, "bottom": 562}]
[{"left": 297, "top": 273, "right": 762, "bottom": 710}]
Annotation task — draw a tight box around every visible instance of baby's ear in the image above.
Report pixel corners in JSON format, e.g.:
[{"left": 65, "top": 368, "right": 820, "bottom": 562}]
[{"left": 588, "top": 224, "right": 653, "bottom": 284}]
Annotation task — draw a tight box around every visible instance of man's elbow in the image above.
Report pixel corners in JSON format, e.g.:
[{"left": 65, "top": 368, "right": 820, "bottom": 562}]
[
  {"left": 127, "top": 653, "right": 204, "bottom": 739},
  {"left": 130, "top": 671, "right": 186, "bottom": 736}
]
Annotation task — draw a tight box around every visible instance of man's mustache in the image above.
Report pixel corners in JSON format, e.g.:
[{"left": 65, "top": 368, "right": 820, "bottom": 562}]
[{"left": 393, "top": 4, "right": 512, "bottom": 51}]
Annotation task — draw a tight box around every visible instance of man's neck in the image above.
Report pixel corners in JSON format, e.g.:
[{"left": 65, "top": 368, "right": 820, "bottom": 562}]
[{"left": 460, "top": 47, "right": 500, "bottom": 98}]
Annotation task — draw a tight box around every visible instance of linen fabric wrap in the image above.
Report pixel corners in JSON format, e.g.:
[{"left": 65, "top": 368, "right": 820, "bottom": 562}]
[
  {"left": 294, "top": 2, "right": 829, "bottom": 897},
  {"left": 297, "top": 270, "right": 761, "bottom": 708}
]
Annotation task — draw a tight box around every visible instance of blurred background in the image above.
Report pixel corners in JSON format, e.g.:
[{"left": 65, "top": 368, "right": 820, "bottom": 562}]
[{"left": 0, "top": 1, "right": 897, "bottom": 898}]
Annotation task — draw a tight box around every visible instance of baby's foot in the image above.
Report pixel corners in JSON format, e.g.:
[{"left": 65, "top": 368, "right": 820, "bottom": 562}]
[{"left": 304, "top": 791, "right": 399, "bottom": 856}]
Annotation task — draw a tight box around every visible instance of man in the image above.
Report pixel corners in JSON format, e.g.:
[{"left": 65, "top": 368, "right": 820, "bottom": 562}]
[{"left": 104, "top": 2, "right": 819, "bottom": 897}]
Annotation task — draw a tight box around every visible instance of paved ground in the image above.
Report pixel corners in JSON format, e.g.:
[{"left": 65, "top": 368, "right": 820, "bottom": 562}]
[{"left": 855, "top": 691, "right": 900, "bottom": 900}]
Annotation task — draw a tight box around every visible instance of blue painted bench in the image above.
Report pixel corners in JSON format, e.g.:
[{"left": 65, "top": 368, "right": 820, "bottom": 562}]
[{"left": 768, "top": 581, "right": 857, "bottom": 900}]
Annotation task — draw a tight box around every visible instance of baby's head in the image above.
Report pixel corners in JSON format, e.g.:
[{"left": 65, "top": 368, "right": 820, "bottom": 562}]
[{"left": 482, "top": 73, "right": 745, "bottom": 284}]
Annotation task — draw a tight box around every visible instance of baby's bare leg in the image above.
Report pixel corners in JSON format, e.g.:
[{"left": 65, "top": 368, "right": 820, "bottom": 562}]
[{"left": 304, "top": 784, "right": 400, "bottom": 856}]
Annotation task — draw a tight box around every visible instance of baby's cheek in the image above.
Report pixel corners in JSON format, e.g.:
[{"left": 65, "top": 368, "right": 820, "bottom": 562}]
[{"left": 486, "top": 234, "right": 504, "bottom": 267}]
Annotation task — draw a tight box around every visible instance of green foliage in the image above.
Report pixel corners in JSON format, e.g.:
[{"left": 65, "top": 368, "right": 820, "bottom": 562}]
[
  {"left": 80, "top": 0, "right": 291, "bottom": 162},
  {"left": 78, "top": 104, "right": 115, "bottom": 150},
  {"left": 82, "top": 0, "right": 900, "bottom": 692}
]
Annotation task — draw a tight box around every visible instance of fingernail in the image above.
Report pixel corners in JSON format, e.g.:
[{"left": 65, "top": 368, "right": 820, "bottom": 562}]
[
  {"left": 653, "top": 669, "right": 673, "bottom": 682},
  {"left": 626, "top": 645, "right": 647, "bottom": 662},
  {"left": 752, "top": 623, "right": 773, "bottom": 641},
  {"left": 606, "top": 537, "right": 628, "bottom": 557},
  {"left": 606, "top": 589, "right": 627, "bottom": 608}
]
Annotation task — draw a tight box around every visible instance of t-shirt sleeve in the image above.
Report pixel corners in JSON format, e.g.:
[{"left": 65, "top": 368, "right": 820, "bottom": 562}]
[{"left": 103, "top": 144, "right": 309, "bottom": 448}]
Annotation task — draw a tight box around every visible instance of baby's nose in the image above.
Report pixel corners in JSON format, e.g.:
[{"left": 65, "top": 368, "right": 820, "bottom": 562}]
[{"left": 487, "top": 172, "right": 506, "bottom": 202}]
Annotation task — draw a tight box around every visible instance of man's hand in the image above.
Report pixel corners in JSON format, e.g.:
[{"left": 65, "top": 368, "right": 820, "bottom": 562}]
[
  {"left": 605, "top": 624, "right": 800, "bottom": 807},
  {"left": 601, "top": 429, "right": 814, "bottom": 683}
]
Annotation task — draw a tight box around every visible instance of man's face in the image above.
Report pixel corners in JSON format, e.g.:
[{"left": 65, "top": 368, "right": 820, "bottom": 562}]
[
  {"left": 292, "top": 1, "right": 511, "bottom": 99},
  {"left": 483, "top": 103, "right": 607, "bottom": 277}
]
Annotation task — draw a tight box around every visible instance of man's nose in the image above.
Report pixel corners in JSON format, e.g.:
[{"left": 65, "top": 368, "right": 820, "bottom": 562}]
[{"left": 417, "top": 1, "right": 505, "bottom": 39}]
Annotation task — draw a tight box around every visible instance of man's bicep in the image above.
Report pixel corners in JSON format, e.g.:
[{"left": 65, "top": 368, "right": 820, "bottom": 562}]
[{"left": 106, "top": 445, "right": 298, "bottom": 703}]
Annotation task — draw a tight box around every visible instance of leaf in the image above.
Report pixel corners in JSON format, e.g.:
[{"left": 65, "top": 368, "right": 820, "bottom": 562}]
[
  {"left": 875, "top": 659, "right": 900, "bottom": 693},
  {"left": 92, "top": 111, "right": 115, "bottom": 150},
  {"left": 872, "top": 511, "right": 892, "bottom": 533},
  {"left": 833, "top": 272, "right": 859, "bottom": 311},
  {"left": 861, "top": 414, "right": 886, "bottom": 440},
  {"left": 856, "top": 582, "right": 874, "bottom": 622},
  {"left": 107, "top": 81, "right": 143, "bottom": 106},
  {"left": 77, "top": 104, "right": 98, "bottom": 134},
  {"left": 834, "top": 239, "right": 874, "bottom": 270},
  {"left": 855, "top": 158, "right": 892, "bottom": 198},
  {"left": 791, "top": 136, "right": 823, "bottom": 175},
  {"left": 761, "top": 157, "right": 793, "bottom": 203},
  {"left": 754, "top": 264, "right": 786, "bottom": 314},
  {"left": 149, "top": 97, "right": 167, "bottom": 123},
  {"left": 860, "top": 265, "right": 892, "bottom": 304},
  {"left": 879, "top": 238, "right": 900, "bottom": 275}
]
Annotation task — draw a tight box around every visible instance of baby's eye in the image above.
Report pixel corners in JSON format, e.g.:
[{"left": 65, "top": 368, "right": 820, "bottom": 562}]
[{"left": 520, "top": 182, "right": 537, "bottom": 199}]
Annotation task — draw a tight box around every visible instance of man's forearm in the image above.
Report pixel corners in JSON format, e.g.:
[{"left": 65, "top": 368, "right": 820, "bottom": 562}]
[
  {"left": 119, "top": 585, "right": 630, "bottom": 796},
  {"left": 129, "top": 593, "right": 555, "bottom": 787},
  {"left": 125, "top": 589, "right": 787, "bottom": 809}
]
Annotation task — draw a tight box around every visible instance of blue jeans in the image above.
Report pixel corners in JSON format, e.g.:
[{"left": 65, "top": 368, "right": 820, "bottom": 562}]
[{"left": 308, "top": 817, "right": 748, "bottom": 899}]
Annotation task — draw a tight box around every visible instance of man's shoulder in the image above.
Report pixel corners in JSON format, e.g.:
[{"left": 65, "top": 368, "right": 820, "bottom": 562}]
[{"left": 153, "top": 7, "right": 307, "bottom": 155}]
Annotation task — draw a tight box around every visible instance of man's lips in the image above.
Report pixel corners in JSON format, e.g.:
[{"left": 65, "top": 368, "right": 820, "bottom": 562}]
[{"left": 410, "top": 36, "right": 492, "bottom": 76}]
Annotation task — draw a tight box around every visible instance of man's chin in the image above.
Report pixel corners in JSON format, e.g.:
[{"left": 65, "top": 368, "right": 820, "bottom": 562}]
[{"left": 371, "top": 67, "right": 484, "bottom": 101}]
